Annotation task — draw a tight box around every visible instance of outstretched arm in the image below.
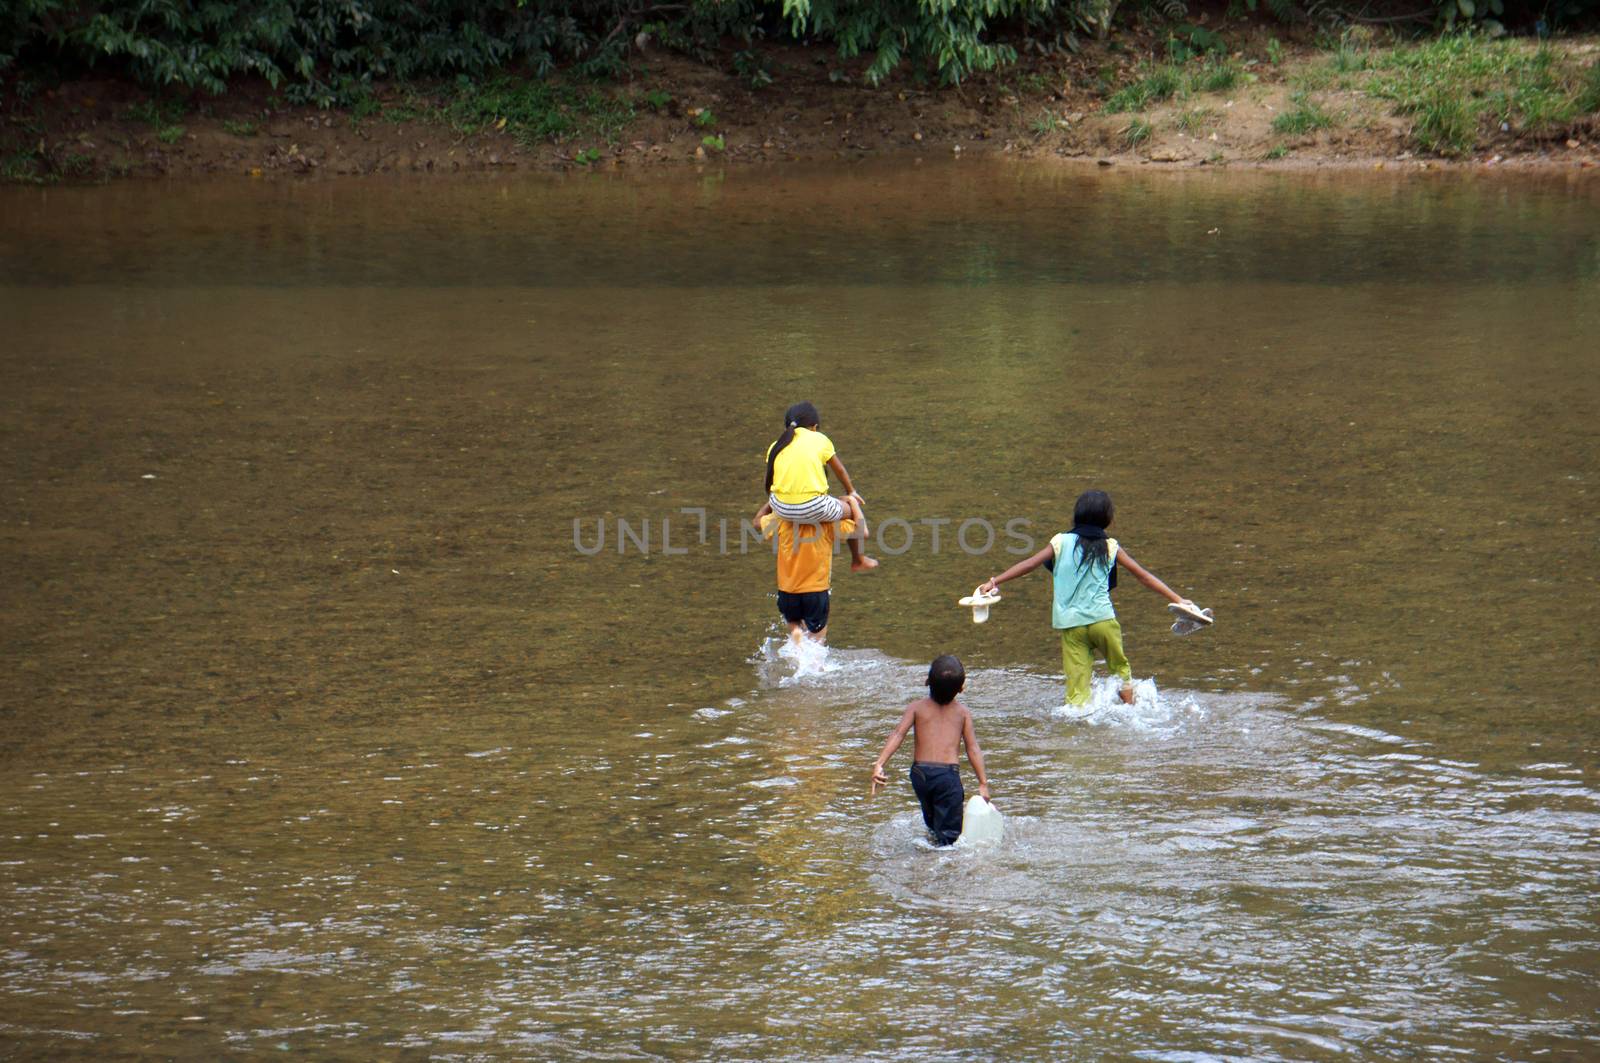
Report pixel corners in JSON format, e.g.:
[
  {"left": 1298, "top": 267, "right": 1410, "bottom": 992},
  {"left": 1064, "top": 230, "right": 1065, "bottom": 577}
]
[
  {"left": 962, "top": 711, "right": 991, "bottom": 801},
  {"left": 826, "top": 455, "right": 861, "bottom": 502},
  {"left": 981, "top": 545, "right": 1053, "bottom": 595},
  {"left": 870, "top": 706, "right": 916, "bottom": 794},
  {"left": 1116, "top": 549, "right": 1190, "bottom": 606}
]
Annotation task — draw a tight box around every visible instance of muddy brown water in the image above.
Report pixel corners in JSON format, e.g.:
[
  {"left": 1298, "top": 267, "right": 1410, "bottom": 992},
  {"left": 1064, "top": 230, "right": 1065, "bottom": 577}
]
[{"left": 2, "top": 163, "right": 1597, "bottom": 1059}]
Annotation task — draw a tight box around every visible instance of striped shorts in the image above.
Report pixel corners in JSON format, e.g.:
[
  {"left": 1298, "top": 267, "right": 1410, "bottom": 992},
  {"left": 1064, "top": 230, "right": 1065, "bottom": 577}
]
[{"left": 769, "top": 494, "right": 845, "bottom": 523}]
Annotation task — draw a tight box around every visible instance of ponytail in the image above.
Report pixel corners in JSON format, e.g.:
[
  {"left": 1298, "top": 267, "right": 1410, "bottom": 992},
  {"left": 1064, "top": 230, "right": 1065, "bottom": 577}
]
[
  {"left": 764, "top": 401, "right": 821, "bottom": 494},
  {"left": 1070, "top": 490, "right": 1115, "bottom": 570}
]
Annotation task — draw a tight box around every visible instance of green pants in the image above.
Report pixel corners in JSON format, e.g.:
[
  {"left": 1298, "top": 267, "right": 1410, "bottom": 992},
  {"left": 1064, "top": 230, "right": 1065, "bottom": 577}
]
[{"left": 1060, "top": 619, "right": 1131, "bottom": 705}]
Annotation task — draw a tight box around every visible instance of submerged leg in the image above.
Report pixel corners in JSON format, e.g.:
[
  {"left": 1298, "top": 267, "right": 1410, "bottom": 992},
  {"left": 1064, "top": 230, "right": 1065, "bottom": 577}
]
[
  {"left": 910, "top": 764, "right": 965, "bottom": 846},
  {"left": 1089, "top": 619, "right": 1135, "bottom": 705},
  {"left": 1061, "top": 627, "right": 1094, "bottom": 706}
]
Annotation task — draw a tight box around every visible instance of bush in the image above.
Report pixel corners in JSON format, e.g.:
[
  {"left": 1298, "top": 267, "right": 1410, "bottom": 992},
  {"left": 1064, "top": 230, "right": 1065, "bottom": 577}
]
[
  {"left": 0, "top": 0, "right": 638, "bottom": 103},
  {"left": 0, "top": 0, "right": 1106, "bottom": 95},
  {"left": 780, "top": 0, "right": 1064, "bottom": 85},
  {"left": 6, "top": 0, "right": 1593, "bottom": 102},
  {"left": 0, "top": 0, "right": 1126, "bottom": 98}
]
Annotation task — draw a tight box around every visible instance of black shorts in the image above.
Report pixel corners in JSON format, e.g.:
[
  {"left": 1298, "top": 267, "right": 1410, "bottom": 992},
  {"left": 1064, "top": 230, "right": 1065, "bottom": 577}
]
[
  {"left": 776, "top": 590, "right": 830, "bottom": 633},
  {"left": 910, "top": 762, "right": 964, "bottom": 847}
]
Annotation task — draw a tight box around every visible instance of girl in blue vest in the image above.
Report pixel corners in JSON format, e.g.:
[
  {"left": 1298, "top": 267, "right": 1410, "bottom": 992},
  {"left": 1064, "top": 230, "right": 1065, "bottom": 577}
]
[{"left": 979, "top": 490, "right": 1196, "bottom": 707}]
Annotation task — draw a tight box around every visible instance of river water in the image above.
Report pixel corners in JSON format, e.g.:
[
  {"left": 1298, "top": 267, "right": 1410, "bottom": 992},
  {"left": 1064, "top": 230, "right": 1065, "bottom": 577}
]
[{"left": 1, "top": 163, "right": 1597, "bottom": 1059}]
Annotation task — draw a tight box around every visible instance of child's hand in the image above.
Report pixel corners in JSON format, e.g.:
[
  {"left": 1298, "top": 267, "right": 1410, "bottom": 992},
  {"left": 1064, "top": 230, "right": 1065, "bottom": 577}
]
[
  {"left": 978, "top": 782, "right": 991, "bottom": 802},
  {"left": 870, "top": 762, "right": 887, "bottom": 795},
  {"left": 848, "top": 491, "right": 866, "bottom": 507},
  {"left": 980, "top": 578, "right": 998, "bottom": 595}
]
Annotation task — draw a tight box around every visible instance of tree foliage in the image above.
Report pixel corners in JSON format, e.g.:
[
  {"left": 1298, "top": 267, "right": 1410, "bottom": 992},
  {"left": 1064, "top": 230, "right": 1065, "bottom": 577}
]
[
  {"left": 2, "top": 0, "right": 1596, "bottom": 101},
  {"left": 1, "top": 0, "right": 624, "bottom": 103}
]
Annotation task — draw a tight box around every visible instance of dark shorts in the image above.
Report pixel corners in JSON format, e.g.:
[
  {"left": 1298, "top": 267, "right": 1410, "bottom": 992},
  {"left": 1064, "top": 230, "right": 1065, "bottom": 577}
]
[
  {"left": 910, "top": 762, "right": 965, "bottom": 847},
  {"left": 776, "top": 590, "right": 830, "bottom": 633}
]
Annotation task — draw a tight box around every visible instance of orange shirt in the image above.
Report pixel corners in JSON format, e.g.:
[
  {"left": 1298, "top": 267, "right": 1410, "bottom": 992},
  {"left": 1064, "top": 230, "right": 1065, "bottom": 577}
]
[{"left": 761, "top": 514, "right": 857, "bottom": 594}]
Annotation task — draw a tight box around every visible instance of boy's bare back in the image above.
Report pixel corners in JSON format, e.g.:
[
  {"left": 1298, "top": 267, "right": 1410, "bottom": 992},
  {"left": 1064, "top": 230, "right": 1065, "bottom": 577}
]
[
  {"left": 871, "top": 656, "right": 989, "bottom": 804},
  {"left": 908, "top": 695, "right": 971, "bottom": 763}
]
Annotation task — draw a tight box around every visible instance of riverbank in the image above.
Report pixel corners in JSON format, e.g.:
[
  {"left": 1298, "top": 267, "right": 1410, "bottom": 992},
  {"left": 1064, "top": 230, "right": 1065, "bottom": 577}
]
[{"left": 4, "top": 26, "right": 1597, "bottom": 181}]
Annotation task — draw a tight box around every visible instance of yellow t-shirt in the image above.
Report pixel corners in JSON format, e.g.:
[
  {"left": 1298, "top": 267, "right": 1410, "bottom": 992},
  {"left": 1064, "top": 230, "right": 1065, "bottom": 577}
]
[
  {"left": 762, "top": 513, "right": 857, "bottom": 594},
  {"left": 765, "top": 427, "right": 835, "bottom": 505}
]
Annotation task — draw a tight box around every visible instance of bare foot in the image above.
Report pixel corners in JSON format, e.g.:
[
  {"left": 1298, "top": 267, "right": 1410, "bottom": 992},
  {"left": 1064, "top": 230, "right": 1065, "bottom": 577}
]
[
  {"left": 1119, "top": 685, "right": 1136, "bottom": 705},
  {"left": 851, "top": 556, "right": 880, "bottom": 572}
]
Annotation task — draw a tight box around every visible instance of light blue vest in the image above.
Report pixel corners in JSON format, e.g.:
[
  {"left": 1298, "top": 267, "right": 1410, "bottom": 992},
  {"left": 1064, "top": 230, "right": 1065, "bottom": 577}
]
[{"left": 1049, "top": 532, "right": 1119, "bottom": 630}]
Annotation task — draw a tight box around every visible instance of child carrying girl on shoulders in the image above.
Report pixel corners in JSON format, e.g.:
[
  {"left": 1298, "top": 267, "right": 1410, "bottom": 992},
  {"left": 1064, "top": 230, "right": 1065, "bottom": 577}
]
[
  {"left": 980, "top": 489, "right": 1196, "bottom": 707},
  {"left": 755, "top": 401, "right": 876, "bottom": 571}
]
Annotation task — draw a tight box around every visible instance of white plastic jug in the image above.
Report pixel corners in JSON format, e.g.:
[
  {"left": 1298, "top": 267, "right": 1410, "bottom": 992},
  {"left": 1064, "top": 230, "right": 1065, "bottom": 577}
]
[{"left": 960, "top": 795, "right": 1004, "bottom": 843}]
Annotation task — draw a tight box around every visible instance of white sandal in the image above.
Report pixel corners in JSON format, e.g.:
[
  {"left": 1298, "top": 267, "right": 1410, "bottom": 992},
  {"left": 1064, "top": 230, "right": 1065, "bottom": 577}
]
[
  {"left": 1168, "top": 600, "right": 1214, "bottom": 636},
  {"left": 958, "top": 586, "right": 1002, "bottom": 624}
]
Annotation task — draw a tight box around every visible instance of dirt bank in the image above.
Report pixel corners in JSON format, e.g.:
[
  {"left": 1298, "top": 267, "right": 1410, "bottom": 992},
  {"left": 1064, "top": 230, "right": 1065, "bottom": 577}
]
[{"left": 5, "top": 26, "right": 1598, "bottom": 181}]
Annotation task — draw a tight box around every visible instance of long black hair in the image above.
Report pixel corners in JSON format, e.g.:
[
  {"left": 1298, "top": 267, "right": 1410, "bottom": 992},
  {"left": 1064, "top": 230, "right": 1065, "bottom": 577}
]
[
  {"left": 764, "top": 401, "right": 820, "bottom": 493},
  {"left": 1071, "top": 490, "right": 1115, "bottom": 569}
]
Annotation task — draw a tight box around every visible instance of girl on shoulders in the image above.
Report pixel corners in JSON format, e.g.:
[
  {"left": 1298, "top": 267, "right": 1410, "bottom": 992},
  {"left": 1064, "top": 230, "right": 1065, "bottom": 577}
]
[{"left": 755, "top": 401, "right": 876, "bottom": 571}]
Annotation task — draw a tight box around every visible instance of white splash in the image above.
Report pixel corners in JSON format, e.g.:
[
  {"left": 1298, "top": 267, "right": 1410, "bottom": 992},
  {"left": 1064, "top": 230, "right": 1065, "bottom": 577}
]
[
  {"left": 1045, "top": 676, "right": 1205, "bottom": 734},
  {"left": 755, "top": 632, "right": 842, "bottom": 686}
]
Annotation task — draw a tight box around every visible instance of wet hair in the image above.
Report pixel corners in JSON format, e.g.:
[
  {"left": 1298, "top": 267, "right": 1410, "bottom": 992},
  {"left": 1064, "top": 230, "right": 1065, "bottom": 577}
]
[
  {"left": 1072, "top": 489, "right": 1115, "bottom": 570},
  {"left": 764, "top": 401, "right": 821, "bottom": 494},
  {"left": 927, "top": 655, "right": 965, "bottom": 705}
]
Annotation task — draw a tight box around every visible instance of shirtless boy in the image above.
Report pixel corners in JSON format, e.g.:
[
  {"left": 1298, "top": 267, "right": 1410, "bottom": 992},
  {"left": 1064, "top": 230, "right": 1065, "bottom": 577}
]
[{"left": 870, "top": 655, "right": 992, "bottom": 847}]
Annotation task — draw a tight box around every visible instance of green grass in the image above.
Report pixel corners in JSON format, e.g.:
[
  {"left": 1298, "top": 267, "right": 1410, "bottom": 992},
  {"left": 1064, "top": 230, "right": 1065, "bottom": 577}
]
[
  {"left": 1013, "top": 71, "right": 1052, "bottom": 94},
  {"left": 443, "top": 77, "right": 636, "bottom": 146},
  {"left": 1105, "top": 65, "right": 1183, "bottom": 113},
  {"left": 1579, "top": 61, "right": 1600, "bottom": 114},
  {"left": 372, "top": 78, "right": 637, "bottom": 146},
  {"left": 1263, "top": 144, "right": 1291, "bottom": 160},
  {"left": 1104, "top": 57, "right": 1247, "bottom": 114},
  {"left": 1174, "top": 106, "right": 1214, "bottom": 133},
  {"left": 1331, "top": 37, "right": 1371, "bottom": 74},
  {"left": 1190, "top": 56, "right": 1244, "bottom": 93},
  {"left": 1272, "top": 92, "right": 1337, "bottom": 135},
  {"left": 222, "top": 118, "right": 258, "bottom": 137},
  {"left": 128, "top": 97, "right": 187, "bottom": 145},
  {"left": 1124, "top": 118, "right": 1152, "bottom": 147},
  {"left": 1, "top": 147, "right": 45, "bottom": 183},
  {"left": 1030, "top": 109, "right": 1061, "bottom": 135},
  {"left": 349, "top": 92, "right": 383, "bottom": 122},
  {"left": 126, "top": 98, "right": 185, "bottom": 126},
  {"left": 1289, "top": 65, "right": 1335, "bottom": 92},
  {"left": 1366, "top": 34, "right": 1597, "bottom": 153},
  {"left": 1410, "top": 90, "right": 1477, "bottom": 154}
]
